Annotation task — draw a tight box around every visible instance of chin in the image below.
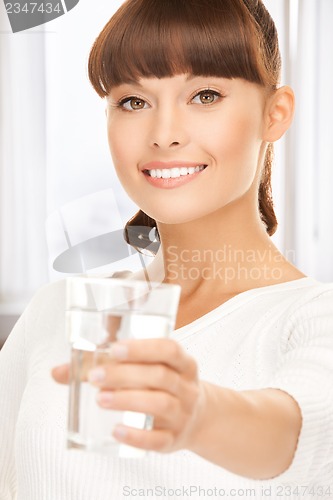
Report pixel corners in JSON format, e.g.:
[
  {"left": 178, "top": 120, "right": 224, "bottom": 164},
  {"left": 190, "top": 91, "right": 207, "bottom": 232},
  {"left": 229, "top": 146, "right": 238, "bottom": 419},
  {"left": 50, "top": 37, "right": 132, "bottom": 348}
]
[{"left": 143, "top": 208, "right": 208, "bottom": 226}]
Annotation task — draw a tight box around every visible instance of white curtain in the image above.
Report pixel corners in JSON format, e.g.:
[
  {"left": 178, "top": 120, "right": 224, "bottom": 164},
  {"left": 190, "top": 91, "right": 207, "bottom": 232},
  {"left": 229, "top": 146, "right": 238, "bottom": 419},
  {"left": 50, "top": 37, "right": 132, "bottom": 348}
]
[
  {"left": 266, "top": 0, "right": 333, "bottom": 282},
  {"left": 0, "top": 11, "right": 48, "bottom": 309},
  {"left": 290, "top": 0, "right": 333, "bottom": 281}
]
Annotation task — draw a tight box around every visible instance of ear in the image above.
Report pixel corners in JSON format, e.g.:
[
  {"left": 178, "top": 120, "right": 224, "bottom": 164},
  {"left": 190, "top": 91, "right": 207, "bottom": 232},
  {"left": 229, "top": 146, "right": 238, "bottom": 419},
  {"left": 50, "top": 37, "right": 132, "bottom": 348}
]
[{"left": 263, "top": 86, "right": 295, "bottom": 142}]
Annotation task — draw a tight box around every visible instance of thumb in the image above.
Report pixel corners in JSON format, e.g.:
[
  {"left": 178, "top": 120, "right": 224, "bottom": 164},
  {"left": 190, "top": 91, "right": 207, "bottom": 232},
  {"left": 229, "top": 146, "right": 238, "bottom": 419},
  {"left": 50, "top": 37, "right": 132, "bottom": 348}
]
[{"left": 52, "top": 363, "right": 70, "bottom": 384}]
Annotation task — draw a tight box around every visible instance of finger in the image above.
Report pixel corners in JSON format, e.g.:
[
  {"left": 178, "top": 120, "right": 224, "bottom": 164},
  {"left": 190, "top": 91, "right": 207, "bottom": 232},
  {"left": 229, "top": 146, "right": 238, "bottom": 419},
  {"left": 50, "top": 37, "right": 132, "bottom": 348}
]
[
  {"left": 51, "top": 351, "right": 96, "bottom": 384},
  {"left": 51, "top": 364, "right": 70, "bottom": 384},
  {"left": 88, "top": 363, "right": 181, "bottom": 396},
  {"left": 52, "top": 350, "right": 116, "bottom": 385},
  {"left": 96, "top": 389, "right": 179, "bottom": 421},
  {"left": 112, "top": 424, "right": 175, "bottom": 452},
  {"left": 108, "top": 338, "right": 197, "bottom": 377}
]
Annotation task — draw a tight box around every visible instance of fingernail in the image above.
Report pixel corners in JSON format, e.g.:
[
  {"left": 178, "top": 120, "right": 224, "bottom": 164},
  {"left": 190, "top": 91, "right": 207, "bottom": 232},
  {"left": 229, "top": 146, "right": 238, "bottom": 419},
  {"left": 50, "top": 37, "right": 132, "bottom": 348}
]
[
  {"left": 88, "top": 368, "right": 106, "bottom": 383},
  {"left": 113, "top": 425, "right": 128, "bottom": 439},
  {"left": 96, "top": 391, "right": 114, "bottom": 406},
  {"left": 110, "top": 343, "right": 128, "bottom": 360}
]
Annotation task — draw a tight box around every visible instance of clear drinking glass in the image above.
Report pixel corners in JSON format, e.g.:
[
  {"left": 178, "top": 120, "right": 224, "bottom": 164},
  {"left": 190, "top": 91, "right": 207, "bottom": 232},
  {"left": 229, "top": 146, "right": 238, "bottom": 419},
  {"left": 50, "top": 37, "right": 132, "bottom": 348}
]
[{"left": 66, "top": 277, "right": 181, "bottom": 457}]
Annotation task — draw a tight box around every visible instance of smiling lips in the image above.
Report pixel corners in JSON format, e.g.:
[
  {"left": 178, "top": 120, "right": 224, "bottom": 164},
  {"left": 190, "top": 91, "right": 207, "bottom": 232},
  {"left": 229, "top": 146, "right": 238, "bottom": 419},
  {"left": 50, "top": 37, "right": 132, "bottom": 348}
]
[{"left": 141, "top": 161, "right": 207, "bottom": 189}]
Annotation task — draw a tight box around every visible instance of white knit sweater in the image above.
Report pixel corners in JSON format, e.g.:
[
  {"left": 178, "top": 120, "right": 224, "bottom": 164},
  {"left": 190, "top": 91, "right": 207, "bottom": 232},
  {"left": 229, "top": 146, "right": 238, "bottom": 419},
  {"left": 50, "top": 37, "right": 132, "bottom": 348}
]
[{"left": 1, "top": 276, "right": 333, "bottom": 500}]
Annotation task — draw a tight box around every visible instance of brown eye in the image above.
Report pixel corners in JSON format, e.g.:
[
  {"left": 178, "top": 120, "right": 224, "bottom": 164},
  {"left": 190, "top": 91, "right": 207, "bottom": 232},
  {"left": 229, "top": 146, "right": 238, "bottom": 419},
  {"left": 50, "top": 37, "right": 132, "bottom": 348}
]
[
  {"left": 191, "top": 90, "right": 222, "bottom": 105},
  {"left": 200, "top": 92, "right": 215, "bottom": 104},
  {"left": 129, "top": 98, "right": 145, "bottom": 109},
  {"left": 119, "top": 97, "right": 148, "bottom": 111}
]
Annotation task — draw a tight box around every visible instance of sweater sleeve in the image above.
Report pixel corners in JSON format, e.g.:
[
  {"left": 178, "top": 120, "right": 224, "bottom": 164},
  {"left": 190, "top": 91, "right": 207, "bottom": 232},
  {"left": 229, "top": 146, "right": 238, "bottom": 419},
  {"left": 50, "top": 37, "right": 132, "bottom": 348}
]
[
  {"left": 0, "top": 309, "right": 27, "bottom": 499},
  {"left": 0, "top": 278, "right": 66, "bottom": 499},
  {"left": 266, "top": 286, "right": 333, "bottom": 485}
]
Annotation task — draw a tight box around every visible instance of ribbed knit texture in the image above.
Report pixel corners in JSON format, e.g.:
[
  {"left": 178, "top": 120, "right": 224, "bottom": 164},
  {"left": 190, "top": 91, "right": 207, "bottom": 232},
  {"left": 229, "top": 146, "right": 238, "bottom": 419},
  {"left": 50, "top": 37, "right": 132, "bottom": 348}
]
[{"left": 1, "top": 276, "right": 333, "bottom": 500}]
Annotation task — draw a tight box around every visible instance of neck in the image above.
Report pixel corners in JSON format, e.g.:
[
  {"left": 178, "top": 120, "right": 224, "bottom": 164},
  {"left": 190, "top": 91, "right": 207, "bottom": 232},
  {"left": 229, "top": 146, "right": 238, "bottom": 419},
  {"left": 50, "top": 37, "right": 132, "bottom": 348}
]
[{"left": 146, "top": 195, "right": 298, "bottom": 298}]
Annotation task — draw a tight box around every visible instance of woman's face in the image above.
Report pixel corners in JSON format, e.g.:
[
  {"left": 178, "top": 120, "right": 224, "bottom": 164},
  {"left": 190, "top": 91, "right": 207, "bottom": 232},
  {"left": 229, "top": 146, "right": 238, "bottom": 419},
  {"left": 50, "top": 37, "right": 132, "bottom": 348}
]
[{"left": 106, "top": 74, "right": 267, "bottom": 224}]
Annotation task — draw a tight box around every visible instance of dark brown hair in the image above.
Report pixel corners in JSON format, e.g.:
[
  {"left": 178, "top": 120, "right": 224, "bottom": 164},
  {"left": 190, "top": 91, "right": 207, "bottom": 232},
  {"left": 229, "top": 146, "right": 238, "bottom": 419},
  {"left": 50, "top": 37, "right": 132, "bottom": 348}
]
[{"left": 88, "top": 0, "right": 281, "bottom": 251}]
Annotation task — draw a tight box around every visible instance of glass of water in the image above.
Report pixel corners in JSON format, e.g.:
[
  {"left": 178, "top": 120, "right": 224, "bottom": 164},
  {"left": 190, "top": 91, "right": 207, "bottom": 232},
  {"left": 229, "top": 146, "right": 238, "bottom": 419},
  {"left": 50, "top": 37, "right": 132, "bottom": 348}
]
[{"left": 66, "top": 276, "right": 181, "bottom": 457}]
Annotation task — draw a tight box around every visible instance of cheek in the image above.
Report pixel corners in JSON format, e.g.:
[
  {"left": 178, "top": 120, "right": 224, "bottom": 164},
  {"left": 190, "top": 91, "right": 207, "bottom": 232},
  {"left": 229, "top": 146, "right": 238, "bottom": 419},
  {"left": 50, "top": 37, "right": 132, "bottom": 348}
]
[
  {"left": 215, "top": 114, "right": 260, "bottom": 157},
  {"left": 194, "top": 112, "right": 263, "bottom": 206},
  {"left": 208, "top": 112, "right": 262, "bottom": 174},
  {"left": 107, "top": 118, "right": 150, "bottom": 206},
  {"left": 107, "top": 131, "right": 125, "bottom": 167},
  {"left": 197, "top": 113, "right": 261, "bottom": 183},
  {"left": 107, "top": 118, "right": 142, "bottom": 176}
]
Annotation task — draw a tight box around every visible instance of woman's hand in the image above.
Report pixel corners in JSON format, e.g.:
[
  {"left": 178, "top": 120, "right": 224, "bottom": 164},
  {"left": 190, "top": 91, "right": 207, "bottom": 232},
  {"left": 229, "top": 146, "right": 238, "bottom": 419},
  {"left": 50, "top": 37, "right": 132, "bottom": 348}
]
[
  {"left": 53, "top": 340, "right": 301, "bottom": 477},
  {"left": 52, "top": 338, "right": 207, "bottom": 453}
]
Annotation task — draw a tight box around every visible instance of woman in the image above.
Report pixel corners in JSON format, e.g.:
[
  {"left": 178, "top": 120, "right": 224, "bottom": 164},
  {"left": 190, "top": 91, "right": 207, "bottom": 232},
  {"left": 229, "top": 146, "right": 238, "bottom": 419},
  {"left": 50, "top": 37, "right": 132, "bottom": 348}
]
[{"left": 1, "top": 0, "right": 333, "bottom": 498}]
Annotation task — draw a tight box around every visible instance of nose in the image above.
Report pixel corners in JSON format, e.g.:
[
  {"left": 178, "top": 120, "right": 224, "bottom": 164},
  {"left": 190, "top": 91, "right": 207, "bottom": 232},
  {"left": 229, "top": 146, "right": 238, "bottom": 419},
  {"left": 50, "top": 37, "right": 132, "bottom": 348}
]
[{"left": 149, "top": 105, "right": 189, "bottom": 150}]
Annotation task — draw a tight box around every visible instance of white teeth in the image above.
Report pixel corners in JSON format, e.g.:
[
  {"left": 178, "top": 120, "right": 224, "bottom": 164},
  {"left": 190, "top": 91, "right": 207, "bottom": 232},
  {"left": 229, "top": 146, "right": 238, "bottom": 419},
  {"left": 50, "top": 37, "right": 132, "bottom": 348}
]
[
  {"left": 147, "top": 165, "right": 206, "bottom": 178},
  {"left": 161, "top": 169, "right": 171, "bottom": 179},
  {"left": 170, "top": 168, "right": 179, "bottom": 178}
]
